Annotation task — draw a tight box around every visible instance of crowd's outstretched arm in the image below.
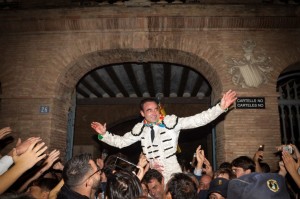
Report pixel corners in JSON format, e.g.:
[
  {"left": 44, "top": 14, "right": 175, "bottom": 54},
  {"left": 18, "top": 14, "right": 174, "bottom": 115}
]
[
  {"left": 0, "top": 137, "right": 41, "bottom": 175},
  {"left": 282, "top": 151, "right": 300, "bottom": 188},
  {"left": 17, "top": 149, "right": 60, "bottom": 193},
  {"left": 0, "top": 140, "right": 47, "bottom": 194}
]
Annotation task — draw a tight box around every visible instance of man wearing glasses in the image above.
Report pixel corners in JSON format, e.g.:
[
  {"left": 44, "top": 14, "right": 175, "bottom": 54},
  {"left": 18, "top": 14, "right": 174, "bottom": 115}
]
[{"left": 57, "top": 153, "right": 101, "bottom": 199}]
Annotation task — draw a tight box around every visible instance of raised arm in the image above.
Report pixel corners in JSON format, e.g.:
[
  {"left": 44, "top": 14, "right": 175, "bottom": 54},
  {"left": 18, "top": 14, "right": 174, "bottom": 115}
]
[
  {"left": 17, "top": 149, "right": 60, "bottom": 193},
  {"left": 48, "top": 179, "right": 64, "bottom": 199},
  {"left": 282, "top": 151, "right": 300, "bottom": 188},
  {"left": 91, "top": 122, "right": 107, "bottom": 136},
  {"left": 194, "top": 145, "right": 205, "bottom": 178},
  {"left": 253, "top": 150, "right": 263, "bottom": 173},
  {"left": 179, "top": 90, "right": 237, "bottom": 129},
  {"left": 136, "top": 153, "right": 149, "bottom": 180},
  {"left": 0, "top": 140, "right": 47, "bottom": 194},
  {"left": 220, "top": 90, "right": 237, "bottom": 110},
  {"left": 0, "top": 137, "right": 41, "bottom": 175},
  {"left": 91, "top": 121, "right": 141, "bottom": 148}
]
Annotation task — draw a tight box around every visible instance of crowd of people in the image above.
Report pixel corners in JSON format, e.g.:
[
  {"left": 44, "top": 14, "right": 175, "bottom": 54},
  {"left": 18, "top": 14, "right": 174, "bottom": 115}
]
[
  {"left": 0, "top": 90, "right": 300, "bottom": 199},
  {"left": 0, "top": 125, "right": 299, "bottom": 199}
]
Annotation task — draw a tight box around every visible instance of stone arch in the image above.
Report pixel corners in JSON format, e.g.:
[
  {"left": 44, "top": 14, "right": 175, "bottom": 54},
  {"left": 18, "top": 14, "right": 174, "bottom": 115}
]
[
  {"left": 278, "top": 61, "right": 300, "bottom": 77},
  {"left": 56, "top": 48, "right": 223, "bottom": 100},
  {"left": 52, "top": 48, "right": 223, "bottom": 157},
  {"left": 271, "top": 50, "right": 300, "bottom": 92}
]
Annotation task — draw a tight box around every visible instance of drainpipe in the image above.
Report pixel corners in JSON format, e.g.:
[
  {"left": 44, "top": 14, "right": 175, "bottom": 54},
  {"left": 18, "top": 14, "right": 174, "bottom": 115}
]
[{"left": 212, "top": 127, "right": 217, "bottom": 170}]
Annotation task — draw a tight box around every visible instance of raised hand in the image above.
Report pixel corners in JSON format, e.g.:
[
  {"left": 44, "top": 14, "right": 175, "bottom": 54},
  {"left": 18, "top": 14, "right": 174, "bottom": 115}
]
[
  {"left": 137, "top": 153, "right": 148, "bottom": 168},
  {"left": 0, "top": 140, "right": 47, "bottom": 194},
  {"left": 16, "top": 149, "right": 60, "bottom": 193},
  {"left": 13, "top": 140, "right": 47, "bottom": 170},
  {"left": 44, "top": 149, "right": 60, "bottom": 170},
  {"left": 91, "top": 122, "right": 106, "bottom": 135},
  {"left": 278, "top": 161, "right": 287, "bottom": 177},
  {"left": 15, "top": 137, "right": 41, "bottom": 156},
  {"left": 203, "top": 158, "right": 213, "bottom": 177},
  {"left": 282, "top": 151, "right": 300, "bottom": 188},
  {"left": 195, "top": 145, "right": 205, "bottom": 169},
  {"left": 96, "top": 158, "right": 104, "bottom": 170},
  {"left": 253, "top": 150, "right": 264, "bottom": 162},
  {"left": 282, "top": 151, "right": 299, "bottom": 175},
  {"left": 52, "top": 161, "right": 64, "bottom": 171},
  {"left": 136, "top": 165, "right": 145, "bottom": 181},
  {"left": 0, "top": 127, "right": 12, "bottom": 140},
  {"left": 220, "top": 90, "right": 237, "bottom": 110},
  {"left": 290, "top": 144, "right": 300, "bottom": 159}
]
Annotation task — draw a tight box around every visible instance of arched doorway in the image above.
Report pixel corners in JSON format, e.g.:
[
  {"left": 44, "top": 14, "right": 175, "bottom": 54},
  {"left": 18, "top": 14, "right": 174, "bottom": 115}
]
[
  {"left": 54, "top": 49, "right": 224, "bottom": 164},
  {"left": 277, "top": 63, "right": 300, "bottom": 147},
  {"left": 72, "top": 61, "right": 216, "bottom": 167}
]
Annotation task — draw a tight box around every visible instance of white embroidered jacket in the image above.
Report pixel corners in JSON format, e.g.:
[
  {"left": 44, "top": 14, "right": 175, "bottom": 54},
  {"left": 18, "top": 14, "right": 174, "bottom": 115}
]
[{"left": 100, "top": 104, "right": 224, "bottom": 169}]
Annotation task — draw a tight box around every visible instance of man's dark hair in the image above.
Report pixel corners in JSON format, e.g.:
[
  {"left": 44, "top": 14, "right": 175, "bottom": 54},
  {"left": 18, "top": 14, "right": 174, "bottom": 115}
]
[
  {"left": 62, "top": 153, "right": 93, "bottom": 188},
  {"left": 31, "top": 178, "right": 59, "bottom": 192},
  {"left": 165, "top": 173, "right": 197, "bottom": 199},
  {"left": 214, "top": 167, "right": 236, "bottom": 179},
  {"left": 139, "top": 98, "right": 158, "bottom": 111},
  {"left": 231, "top": 156, "right": 255, "bottom": 172},
  {"left": 142, "top": 169, "right": 163, "bottom": 184},
  {"left": 219, "top": 161, "right": 232, "bottom": 170},
  {"left": 106, "top": 170, "right": 143, "bottom": 199}
]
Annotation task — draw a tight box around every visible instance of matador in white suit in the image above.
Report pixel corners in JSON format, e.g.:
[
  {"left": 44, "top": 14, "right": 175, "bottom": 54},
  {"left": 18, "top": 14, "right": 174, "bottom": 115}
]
[{"left": 91, "top": 90, "right": 237, "bottom": 183}]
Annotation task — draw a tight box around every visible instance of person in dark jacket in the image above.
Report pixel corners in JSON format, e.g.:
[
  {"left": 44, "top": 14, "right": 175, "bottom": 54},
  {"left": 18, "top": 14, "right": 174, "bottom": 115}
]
[{"left": 57, "top": 153, "right": 101, "bottom": 199}]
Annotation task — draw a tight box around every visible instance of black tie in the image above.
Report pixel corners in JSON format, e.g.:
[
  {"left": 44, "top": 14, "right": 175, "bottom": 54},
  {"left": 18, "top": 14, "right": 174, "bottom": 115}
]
[{"left": 150, "top": 126, "right": 155, "bottom": 142}]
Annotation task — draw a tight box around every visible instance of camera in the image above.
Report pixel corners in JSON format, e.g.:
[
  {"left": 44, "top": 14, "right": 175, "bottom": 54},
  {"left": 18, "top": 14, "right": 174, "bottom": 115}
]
[
  {"left": 258, "top": 145, "right": 264, "bottom": 151},
  {"left": 257, "top": 144, "right": 264, "bottom": 161},
  {"left": 113, "top": 157, "right": 138, "bottom": 173},
  {"left": 282, "top": 145, "right": 293, "bottom": 154}
]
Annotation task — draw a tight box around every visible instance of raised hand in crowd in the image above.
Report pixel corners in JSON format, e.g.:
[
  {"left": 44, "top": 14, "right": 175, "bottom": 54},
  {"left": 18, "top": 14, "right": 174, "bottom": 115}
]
[
  {"left": 8, "top": 137, "right": 42, "bottom": 157},
  {"left": 195, "top": 145, "right": 205, "bottom": 169},
  {"left": 282, "top": 151, "right": 300, "bottom": 188},
  {"left": 194, "top": 145, "right": 205, "bottom": 177},
  {"left": 13, "top": 140, "right": 47, "bottom": 170},
  {"left": 136, "top": 153, "right": 150, "bottom": 180},
  {"left": 0, "top": 139, "right": 47, "bottom": 194},
  {"left": 137, "top": 153, "right": 148, "bottom": 169},
  {"left": 0, "top": 137, "right": 42, "bottom": 175},
  {"left": 291, "top": 144, "right": 300, "bottom": 158},
  {"left": 203, "top": 158, "right": 213, "bottom": 177},
  {"left": 253, "top": 148, "right": 264, "bottom": 173},
  {"left": 17, "top": 149, "right": 61, "bottom": 193},
  {"left": 49, "top": 179, "right": 64, "bottom": 199},
  {"left": 96, "top": 157, "right": 104, "bottom": 170},
  {"left": 0, "top": 127, "right": 12, "bottom": 140},
  {"left": 278, "top": 161, "right": 287, "bottom": 177},
  {"left": 276, "top": 144, "right": 300, "bottom": 159},
  {"left": 91, "top": 122, "right": 107, "bottom": 135},
  {"left": 40, "top": 149, "right": 61, "bottom": 178},
  {"left": 53, "top": 161, "right": 64, "bottom": 171},
  {"left": 287, "top": 144, "right": 300, "bottom": 159}
]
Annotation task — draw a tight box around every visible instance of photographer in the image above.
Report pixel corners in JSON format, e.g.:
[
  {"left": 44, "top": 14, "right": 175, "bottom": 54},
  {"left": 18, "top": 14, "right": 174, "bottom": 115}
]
[{"left": 279, "top": 145, "right": 300, "bottom": 188}]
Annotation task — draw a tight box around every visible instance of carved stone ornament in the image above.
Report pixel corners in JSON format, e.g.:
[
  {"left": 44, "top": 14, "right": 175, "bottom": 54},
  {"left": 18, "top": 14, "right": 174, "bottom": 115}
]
[{"left": 227, "top": 40, "right": 273, "bottom": 88}]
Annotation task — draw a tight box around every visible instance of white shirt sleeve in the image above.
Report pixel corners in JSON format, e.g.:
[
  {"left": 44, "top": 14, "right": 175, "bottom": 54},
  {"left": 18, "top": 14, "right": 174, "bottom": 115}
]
[
  {"left": 0, "top": 155, "right": 14, "bottom": 175},
  {"left": 194, "top": 168, "right": 202, "bottom": 176}
]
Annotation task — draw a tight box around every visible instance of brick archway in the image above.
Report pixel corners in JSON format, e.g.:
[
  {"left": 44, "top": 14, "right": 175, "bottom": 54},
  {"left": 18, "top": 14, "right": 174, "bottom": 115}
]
[{"left": 52, "top": 48, "right": 223, "bottom": 158}]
